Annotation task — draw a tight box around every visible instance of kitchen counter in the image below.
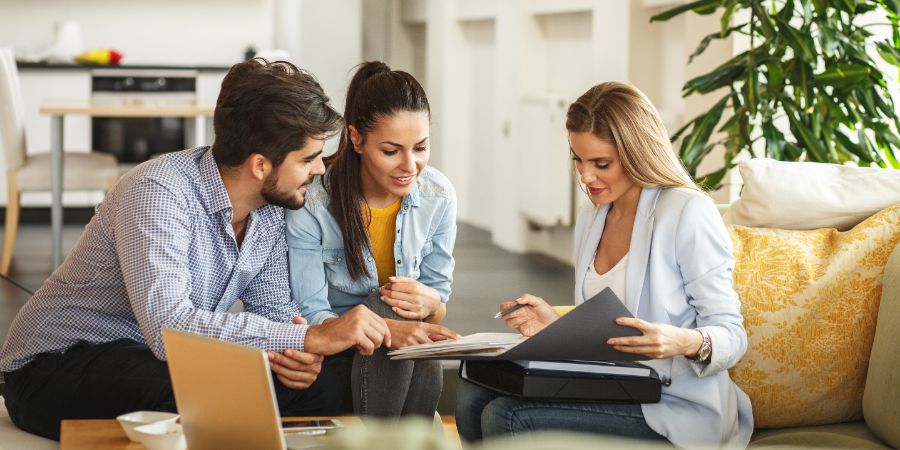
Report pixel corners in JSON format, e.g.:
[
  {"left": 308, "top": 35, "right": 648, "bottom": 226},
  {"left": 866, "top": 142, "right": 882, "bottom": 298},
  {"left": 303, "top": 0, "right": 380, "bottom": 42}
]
[{"left": 16, "top": 61, "right": 232, "bottom": 72}]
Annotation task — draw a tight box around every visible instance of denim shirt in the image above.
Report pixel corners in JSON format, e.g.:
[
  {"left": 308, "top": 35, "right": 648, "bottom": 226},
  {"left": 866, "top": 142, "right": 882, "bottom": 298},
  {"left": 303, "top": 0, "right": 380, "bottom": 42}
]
[{"left": 285, "top": 166, "right": 457, "bottom": 325}]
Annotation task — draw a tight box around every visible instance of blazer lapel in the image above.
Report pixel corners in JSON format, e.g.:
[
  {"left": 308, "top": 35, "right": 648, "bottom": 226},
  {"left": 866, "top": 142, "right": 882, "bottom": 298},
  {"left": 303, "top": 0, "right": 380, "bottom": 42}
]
[
  {"left": 574, "top": 204, "right": 609, "bottom": 305},
  {"left": 624, "top": 188, "right": 661, "bottom": 315}
]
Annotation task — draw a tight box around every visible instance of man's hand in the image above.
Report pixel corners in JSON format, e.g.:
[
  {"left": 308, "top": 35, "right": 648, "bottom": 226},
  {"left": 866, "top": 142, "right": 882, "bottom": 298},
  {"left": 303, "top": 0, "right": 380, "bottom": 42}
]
[
  {"left": 500, "top": 294, "right": 559, "bottom": 337},
  {"left": 303, "top": 305, "right": 391, "bottom": 356},
  {"left": 385, "top": 319, "right": 460, "bottom": 349},
  {"left": 267, "top": 349, "right": 323, "bottom": 389},
  {"left": 380, "top": 277, "right": 442, "bottom": 320},
  {"left": 266, "top": 315, "right": 321, "bottom": 390}
]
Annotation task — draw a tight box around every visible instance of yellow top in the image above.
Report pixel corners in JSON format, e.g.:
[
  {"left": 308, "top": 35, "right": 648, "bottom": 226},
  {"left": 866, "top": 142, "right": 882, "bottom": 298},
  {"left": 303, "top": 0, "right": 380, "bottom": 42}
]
[{"left": 365, "top": 199, "right": 402, "bottom": 286}]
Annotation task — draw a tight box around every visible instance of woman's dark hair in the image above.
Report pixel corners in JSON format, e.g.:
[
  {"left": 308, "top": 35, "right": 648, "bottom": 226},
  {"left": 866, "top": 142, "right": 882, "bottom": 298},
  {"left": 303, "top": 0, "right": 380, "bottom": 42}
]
[
  {"left": 325, "top": 61, "right": 430, "bottom": 279},
  {"left": 212, "top": 58, "right": 342, "bottom": 167}
]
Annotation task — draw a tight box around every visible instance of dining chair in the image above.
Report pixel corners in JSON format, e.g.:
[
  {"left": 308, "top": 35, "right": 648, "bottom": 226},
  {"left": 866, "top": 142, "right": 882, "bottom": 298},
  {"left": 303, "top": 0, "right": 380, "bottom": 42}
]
[{"left": 0, "top": 48, "right": 121, "bottom": 275}]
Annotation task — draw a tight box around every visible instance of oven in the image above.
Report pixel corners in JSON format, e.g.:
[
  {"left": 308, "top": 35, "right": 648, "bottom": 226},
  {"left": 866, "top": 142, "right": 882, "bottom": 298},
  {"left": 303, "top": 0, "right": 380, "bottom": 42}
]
[{"left": 90, "top": 69, "right": 198, "bottom": 166}]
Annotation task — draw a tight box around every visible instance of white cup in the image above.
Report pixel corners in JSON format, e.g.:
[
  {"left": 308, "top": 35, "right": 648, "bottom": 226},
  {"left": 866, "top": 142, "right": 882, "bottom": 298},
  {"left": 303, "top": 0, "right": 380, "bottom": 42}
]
[
  {"left": 132, "top": 421, "right": 187, "bottom": 450},
  {"left": 115, "top": 411, "right": 179, "bottom": 442}
]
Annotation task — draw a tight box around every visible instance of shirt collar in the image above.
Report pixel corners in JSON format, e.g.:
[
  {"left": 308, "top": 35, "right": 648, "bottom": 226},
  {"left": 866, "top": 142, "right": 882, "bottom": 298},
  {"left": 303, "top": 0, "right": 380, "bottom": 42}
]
[
  {"left": 406, "top": 178, "right": 421, "bottom": 208},
  {"left": 198, "top": 147, "right": 234, "bottom": 216}
]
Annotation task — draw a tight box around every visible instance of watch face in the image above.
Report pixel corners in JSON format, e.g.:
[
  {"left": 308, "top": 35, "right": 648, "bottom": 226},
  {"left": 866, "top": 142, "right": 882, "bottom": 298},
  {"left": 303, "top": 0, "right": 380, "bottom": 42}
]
[
  {"left": 699, "top": 344, "right": 711, "bottom": 361},
  {"left": 696, "top": 329, "right": 712, "bottom": 362}
]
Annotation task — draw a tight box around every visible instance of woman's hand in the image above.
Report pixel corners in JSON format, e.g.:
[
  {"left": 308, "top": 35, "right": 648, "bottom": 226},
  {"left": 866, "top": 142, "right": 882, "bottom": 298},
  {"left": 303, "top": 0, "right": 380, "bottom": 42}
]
[
  {"left": 384, "top": 319, "right": 461, "bottom": 350},
  {"left": 500, "top": 294, "right": 560, "bottom": 337},
  {"left": 380, "top": 276, "right": 442, "bottom": 320},
  {"left": 607, "top": 317, "right": 703, "bottom": 359}
]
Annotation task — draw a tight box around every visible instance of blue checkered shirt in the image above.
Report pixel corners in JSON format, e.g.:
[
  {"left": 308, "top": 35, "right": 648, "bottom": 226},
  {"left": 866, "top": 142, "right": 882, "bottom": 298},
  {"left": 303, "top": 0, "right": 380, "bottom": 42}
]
[{"left": 0, "top": 147, "right": 308, "bottom": 375}]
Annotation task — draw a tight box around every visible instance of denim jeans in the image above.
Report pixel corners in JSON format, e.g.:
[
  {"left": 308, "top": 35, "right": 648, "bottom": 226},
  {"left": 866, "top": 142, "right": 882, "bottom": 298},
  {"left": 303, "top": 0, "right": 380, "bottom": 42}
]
[
  {"left": 351, "top": 293, "right": 442, "bottom": 418},
  {"left": 456, "top": 379, "right": 669, "bottom": 443}
]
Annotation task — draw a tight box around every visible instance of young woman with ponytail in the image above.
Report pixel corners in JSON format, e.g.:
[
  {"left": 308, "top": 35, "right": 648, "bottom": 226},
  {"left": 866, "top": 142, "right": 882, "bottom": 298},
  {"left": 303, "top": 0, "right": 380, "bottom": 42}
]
[{"left": 285, "top": 61, "right": 460, "bottom": 418}]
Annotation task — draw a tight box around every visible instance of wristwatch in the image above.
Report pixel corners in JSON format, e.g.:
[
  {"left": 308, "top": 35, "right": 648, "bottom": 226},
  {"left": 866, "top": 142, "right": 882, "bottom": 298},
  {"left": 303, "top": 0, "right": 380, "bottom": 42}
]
[{"left": 687, "top": 328, "right": 712, "bottom": 363}]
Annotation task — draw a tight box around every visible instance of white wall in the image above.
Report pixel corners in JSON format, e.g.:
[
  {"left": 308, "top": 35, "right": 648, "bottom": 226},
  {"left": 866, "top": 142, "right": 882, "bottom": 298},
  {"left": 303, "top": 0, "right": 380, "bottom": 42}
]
[
  {"left": 459, "top": 19, "right": 497, "bottom": 230},
  {"left": 0, "top": 0, "right": 275, "bottom": 65},
  {"left": 273, "top": 0, "right": 363, "bottom": 155}
]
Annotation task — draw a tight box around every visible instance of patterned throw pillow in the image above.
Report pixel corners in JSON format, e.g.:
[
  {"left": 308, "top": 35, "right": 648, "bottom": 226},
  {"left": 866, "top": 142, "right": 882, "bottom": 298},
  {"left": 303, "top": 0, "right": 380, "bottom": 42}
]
[{"left": 727, "top": 204, "right": 900, "bottom": 428}]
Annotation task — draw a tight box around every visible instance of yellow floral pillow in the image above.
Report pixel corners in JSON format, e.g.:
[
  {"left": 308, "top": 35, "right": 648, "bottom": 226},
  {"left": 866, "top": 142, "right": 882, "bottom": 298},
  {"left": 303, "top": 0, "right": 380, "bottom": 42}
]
[{"left": 728, "top": 204, "right": 900, "bottom": 428}]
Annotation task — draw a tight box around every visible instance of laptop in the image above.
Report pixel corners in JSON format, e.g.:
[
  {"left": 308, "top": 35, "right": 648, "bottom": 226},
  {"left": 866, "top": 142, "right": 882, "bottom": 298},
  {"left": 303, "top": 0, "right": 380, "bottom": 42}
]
[{"left": 161, "top": 328, "right": 326, "bottom": 450}]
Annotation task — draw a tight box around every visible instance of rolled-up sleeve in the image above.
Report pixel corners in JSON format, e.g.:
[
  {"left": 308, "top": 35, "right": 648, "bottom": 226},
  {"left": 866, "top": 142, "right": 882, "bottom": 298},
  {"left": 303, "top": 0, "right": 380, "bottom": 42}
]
[
  {"left": 417, "top": 191, "right": 457, "bottom": 303},
  {"left": 675, "top": 195, "right": 748, "bottom": 377}
]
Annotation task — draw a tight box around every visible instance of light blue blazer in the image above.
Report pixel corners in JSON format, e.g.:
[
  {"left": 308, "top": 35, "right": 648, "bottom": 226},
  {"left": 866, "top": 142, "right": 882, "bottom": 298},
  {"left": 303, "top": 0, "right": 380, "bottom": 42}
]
[{"left": 573, "top": 187, "right": 753, "bottom": 449}]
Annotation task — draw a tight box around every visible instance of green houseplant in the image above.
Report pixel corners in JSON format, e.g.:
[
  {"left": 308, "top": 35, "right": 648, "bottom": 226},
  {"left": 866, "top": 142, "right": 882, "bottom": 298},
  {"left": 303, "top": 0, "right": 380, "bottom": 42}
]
[{"left": 652, "top": 0, "right": 900, "bottom": 189}]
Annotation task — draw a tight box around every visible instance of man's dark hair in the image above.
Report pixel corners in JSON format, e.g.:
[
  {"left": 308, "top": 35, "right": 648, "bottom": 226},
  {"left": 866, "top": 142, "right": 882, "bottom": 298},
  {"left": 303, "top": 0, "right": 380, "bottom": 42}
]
[{"left": 211, "top": 58, "right": 342, "bottom": 167}]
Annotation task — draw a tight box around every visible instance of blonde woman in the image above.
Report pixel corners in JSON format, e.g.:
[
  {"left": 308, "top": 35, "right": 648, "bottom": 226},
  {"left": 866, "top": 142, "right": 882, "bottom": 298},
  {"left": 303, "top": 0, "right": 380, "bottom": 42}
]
[{"left": 455, "top": 82, "right": 753, "bottom": 448}]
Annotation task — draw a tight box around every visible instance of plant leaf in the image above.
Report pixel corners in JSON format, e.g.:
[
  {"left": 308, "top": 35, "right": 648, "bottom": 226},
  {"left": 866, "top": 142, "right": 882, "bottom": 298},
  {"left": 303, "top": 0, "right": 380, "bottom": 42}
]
[
  {"left": 761, "top": 121, "right": 787, "bottom": 160},
  {"left": 877, "top": 131, "right": 900, "bottom": 168},
  {"left": 679, "top": 96, "right": 729, "bottom": 173},
  {"left": 695, "top": 167, "right": 728, "bottom": 191},
  {"left": 876, "top": 41, "right": 900, "bottom": 66},
  {"left": 689, "top": 25, "right": 745, "bottom": 63},
  {"left": 835, "top": 129, "right": 874, "bottom": 162},
  {"left": 721, "top": 0, "right": 739, "bottom": 34},
  {"left": 814, "top": 64, "right": 871, "bottom": 86},
  {"left": 650, "top": 0, "right": 719, "bottom": 22},
  {"left": 747, "top": 68, "right": 759, "bottom": 115},
  {"left": 775, "top": 17, "right": 817, "bottom": 61},
  {"left": 783, "top": 98, "right": 828, "bottom": 162},
  {"left": 750, "top": 1, "right": 778, "bottom": 40}
]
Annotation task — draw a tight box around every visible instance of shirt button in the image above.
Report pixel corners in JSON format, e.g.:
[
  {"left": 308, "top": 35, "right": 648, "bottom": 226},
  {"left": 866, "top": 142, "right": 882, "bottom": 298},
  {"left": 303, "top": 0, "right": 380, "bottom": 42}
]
[
  {"left": 337, "top": 257, "right": 342, "bottom": 262},
  {"left": 396, "top": 259, "right": 402, "bottom": 265},
  {"left": 370, "top": 288, "right": 377, "bottom": 293}
]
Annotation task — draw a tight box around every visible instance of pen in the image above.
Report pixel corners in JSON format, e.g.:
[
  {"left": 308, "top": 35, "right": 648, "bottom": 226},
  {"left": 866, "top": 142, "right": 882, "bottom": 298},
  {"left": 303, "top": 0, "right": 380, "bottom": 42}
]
[{"left": 493, "top": 303, "right": 527, "bottom": 319}]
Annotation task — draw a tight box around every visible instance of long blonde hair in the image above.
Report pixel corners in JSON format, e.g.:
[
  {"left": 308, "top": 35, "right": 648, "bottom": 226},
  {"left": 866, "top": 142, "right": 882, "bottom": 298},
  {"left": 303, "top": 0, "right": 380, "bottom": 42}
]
[{"left": 566, "top": 82, "right": 699, "bottom": 191}]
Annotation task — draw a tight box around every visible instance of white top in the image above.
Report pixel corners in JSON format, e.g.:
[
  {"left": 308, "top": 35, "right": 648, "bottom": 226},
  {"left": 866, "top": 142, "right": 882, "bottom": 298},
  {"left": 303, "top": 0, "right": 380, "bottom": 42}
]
[{"left": 582, "top": 252, "right": 629, "bottom": 307}]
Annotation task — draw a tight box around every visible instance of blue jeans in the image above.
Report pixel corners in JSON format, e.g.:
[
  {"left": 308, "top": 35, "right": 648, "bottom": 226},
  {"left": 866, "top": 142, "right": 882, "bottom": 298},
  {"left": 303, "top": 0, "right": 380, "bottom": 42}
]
[{"left": 456, "top": 380, "right": 669, "bottom": 443}]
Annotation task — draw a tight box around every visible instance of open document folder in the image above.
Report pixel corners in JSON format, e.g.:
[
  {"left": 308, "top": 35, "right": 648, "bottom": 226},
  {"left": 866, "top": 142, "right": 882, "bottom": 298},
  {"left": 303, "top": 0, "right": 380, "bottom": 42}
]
[{"left": 388, "top": 287, "right": 644, "bottom": 362}]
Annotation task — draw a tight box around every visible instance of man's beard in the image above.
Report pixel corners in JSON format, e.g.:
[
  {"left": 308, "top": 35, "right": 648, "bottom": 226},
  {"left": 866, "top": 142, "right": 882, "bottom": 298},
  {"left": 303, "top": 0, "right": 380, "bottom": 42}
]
[{"left": 261, "top": 172, "right": 307, "bottom": 210}]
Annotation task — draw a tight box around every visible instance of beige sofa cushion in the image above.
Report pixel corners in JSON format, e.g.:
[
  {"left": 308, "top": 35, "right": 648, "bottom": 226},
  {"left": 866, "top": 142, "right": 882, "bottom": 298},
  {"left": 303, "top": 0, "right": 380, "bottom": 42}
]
[
  {"left": 723, "top": 158, "right": 900, "bottom": 231},
  {"left": 727, "top": 204, "right": 900, "bottom": 428},
  {"left": 863, "top": 244, "right": 900, "bottom": 449},
  {"left": 748, "top": 422, "right": 889, "bottom": 448}
]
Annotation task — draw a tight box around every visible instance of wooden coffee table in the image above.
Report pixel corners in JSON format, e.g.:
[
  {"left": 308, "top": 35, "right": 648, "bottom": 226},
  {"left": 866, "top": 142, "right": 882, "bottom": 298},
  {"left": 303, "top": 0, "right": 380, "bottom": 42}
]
[{"left": 60, "top": 416, "right": 362, "bottom": 450}]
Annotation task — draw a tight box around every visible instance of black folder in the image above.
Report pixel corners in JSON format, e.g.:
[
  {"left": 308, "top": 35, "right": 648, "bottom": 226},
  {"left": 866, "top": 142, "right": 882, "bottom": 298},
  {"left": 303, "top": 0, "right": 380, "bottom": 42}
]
[
  {"left": 460, "top": 359, "right": 662, "bottom": 403},
  {"left": 389, "top": 287, "right": 646, "bottom": 362}
]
